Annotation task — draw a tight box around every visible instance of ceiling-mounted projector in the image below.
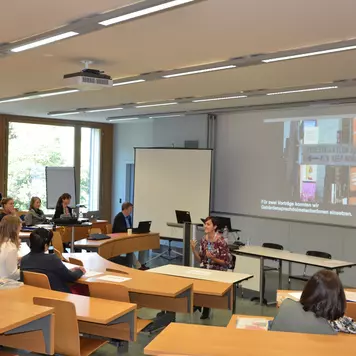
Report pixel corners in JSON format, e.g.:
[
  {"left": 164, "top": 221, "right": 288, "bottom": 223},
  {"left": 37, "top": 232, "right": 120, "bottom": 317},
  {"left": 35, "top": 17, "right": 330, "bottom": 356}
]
[{"left": 63, "top": 68, "right": 113, "bottom": 90}]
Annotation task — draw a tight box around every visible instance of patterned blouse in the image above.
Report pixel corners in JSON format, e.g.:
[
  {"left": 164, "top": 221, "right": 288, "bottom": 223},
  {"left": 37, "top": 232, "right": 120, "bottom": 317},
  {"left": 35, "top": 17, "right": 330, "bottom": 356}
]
[{"left": 199, "top": 234, "right": 231, "bottom": 271}]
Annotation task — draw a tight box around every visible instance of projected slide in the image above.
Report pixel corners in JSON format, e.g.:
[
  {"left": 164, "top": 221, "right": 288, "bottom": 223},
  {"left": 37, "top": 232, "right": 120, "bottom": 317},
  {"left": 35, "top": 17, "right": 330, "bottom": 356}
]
[
  {"left": 261, "top": 117, "right": 356, "bottom": 220},
  {"left": 215, "top": 112, "right": 356, "bottom": 226}
]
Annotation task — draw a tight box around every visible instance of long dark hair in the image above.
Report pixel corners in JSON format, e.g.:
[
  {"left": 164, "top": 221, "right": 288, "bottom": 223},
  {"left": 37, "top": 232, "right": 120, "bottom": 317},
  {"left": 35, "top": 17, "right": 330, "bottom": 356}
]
[
  {"left": 300, "top": 270, "right": 346, "bottom": 321},
  {"left": 56, "top": 193, "right": 71, "bottom": 210}
]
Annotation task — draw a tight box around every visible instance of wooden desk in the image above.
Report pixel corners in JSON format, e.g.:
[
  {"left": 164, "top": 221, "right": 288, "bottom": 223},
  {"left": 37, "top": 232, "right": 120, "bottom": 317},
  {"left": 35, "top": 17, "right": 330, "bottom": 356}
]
[
  {"left": 0, "top": 285, "right": 138, "bottom": 342},
  {"left": 64, "top": 252, "right": 234, "bottom": 312},
  {"left": 144, "top": 323, "right": 356, "bottom": 356},
  {"left": 226, "top": 314, "right": 273, "bottom": 329},
  {"left": 20, "top": 220, "right": 108, "bottom": 243},
  {"left": 148, "top": 264, "right": 253, "bottom": 313},
  {"left": 0, "top": 302, "right": 54, "bottom": 354},
  {"left": 74, "top": 232, "right": 160, "bottom": 259}
]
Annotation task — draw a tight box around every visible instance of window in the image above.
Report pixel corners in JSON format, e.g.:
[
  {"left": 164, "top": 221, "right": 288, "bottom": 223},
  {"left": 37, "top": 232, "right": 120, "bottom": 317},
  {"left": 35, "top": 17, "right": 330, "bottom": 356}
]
[
  {"left": 80, "top": 127, "right": 101, "bottom": 211},
  {"left": 7, "top": 122, "right": 74, "bottom": 212}
]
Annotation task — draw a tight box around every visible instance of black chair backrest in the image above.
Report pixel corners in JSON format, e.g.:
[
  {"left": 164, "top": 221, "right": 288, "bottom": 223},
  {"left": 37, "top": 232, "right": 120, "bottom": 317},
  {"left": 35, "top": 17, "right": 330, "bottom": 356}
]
[
  {"left": 306, "top": 250, "right": 331, "bottom": 259},
  {"left": 262, "top": 243, "right": 283, "bottom": 250}
]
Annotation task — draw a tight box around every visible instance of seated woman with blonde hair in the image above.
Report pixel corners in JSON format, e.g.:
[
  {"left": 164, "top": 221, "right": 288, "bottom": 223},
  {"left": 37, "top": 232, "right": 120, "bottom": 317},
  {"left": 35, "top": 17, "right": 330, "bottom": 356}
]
[
  {"left": 25, "top": 197, "right": 47, "bottom": 226},
  {"left": 0, "top": 215, "right": 22, "bottom": 280}
]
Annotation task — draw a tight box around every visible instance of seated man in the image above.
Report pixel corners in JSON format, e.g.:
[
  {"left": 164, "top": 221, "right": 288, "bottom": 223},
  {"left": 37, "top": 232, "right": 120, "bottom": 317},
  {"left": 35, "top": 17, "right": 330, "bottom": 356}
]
[
  {"left": 20, "top": 228, "right": 86, "bottom": 293},
  {"left": 112, "top": 202, "right": 148, "bottom": 270}
]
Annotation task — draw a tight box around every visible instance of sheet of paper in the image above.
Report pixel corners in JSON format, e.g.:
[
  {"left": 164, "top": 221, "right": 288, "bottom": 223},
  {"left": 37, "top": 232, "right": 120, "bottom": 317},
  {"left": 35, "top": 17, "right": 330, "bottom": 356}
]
[
  {"left": 97, "top": 275, "right": 131, "bottom": 283},
  {"left": 345, "top": 291, "right": 356, "bottom": 302},
  {"left": 186, "top": 269, "right": 212, "bottom": 276},
  {"left": 84, "top": 271, "right": 103, "bottom": 278},
  {"left": 63, "top": 262, "right": 79, "bottom": 270},
  {"left": 18, "top": 242, "right": 30, "bottom": 257},
  {"left": 288, "top": 292, "right": 302, "bottom": 300},
  {"left": 236, "top": 318, "right": 269, "bottom": 330}
]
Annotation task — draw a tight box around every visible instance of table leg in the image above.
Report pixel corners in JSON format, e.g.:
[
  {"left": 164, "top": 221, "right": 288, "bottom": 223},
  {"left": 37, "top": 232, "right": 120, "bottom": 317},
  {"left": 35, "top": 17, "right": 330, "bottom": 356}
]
[
  {"left": 71, "top": 227, "right": 75, "bottom": 253},
  {"left": 232, "top": 282, "right": 237, "bottom": 314},
  {"left": 259, "top": 257, "right": 264, "bottom": 306},
  {"left": 278, "top": 259, "right": 283, "bottom": 289},
  {"left": 288, "top": 261, "right": 292, "bottom": 289}
]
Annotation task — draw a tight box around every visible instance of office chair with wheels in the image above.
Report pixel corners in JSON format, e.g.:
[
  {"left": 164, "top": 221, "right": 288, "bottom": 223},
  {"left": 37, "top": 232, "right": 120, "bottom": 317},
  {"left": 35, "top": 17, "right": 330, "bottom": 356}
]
[{"left": 288, "top": 250, "right": 331, "bottom": 286}]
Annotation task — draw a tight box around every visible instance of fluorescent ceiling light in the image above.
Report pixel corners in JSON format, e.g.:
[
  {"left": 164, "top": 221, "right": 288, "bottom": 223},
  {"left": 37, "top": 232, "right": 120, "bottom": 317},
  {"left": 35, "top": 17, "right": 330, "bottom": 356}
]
[
  {"left": 149, "top": 114, "right": 182, "bottom": 119},
  {"left": 99, "top": 0, "right": 195, "bottom": 26},
  {"left": 0, "top": 89, "right": 79, "bottom": 104},
  {"left": 108, "top": 118, "right": 140, "bottom": 122},
  {"left": 49, "top": 112, "right": 80, "bottom": 116},
  {"left": 263, "top": 45, "right": 356, "bottom": 63},
  {"left": 267, "top": 86, "right": 338, "bottom": 96},
  {"left": 163, "top": 65, "right": 236, "bottom": 78},
  {"left": 113, "top": 79, "right": 146, "bottom": 86},
  {"left": 193, "top": 95, "right": 247, "bottom": 103},
  {"left": 11, "top": 31, "right": 79, "bottom": 53},
  {"left": 38, "top": 90, "right": 79, "bottom": 98},
  {"left": 0, "top": 97, "right": 32, "bottom": 104},
  {"left": 136, "top": 102, "right": 178, "bottom": 108},
  {"left": 86, "top": 107, "right": 123, "bottom": 113}
]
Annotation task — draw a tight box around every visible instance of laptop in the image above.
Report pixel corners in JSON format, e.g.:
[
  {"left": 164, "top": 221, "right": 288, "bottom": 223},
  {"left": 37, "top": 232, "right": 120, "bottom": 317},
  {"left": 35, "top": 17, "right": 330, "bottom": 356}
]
[
  {"left": 175, "top": 210, "right": 192, "bottom": 224},
  {"left": 132, "top": 221, "right": 152, "bottom": 234},
  {"left": 85, "top": 211, "right": 100, "bottom": 221}
]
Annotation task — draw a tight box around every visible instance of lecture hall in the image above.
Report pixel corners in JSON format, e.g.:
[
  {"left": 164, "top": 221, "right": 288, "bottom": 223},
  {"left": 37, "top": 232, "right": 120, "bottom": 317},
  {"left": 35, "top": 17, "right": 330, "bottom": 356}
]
[{"left": 1, "top": 1, "right": 356, "bottom": 355}]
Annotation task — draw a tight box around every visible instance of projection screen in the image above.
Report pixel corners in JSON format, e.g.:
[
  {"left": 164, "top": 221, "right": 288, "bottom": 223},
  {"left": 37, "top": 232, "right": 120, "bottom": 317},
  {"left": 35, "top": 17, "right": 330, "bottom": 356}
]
[{"left": 133, "top": 148, "right": 212, "bottom": 239}]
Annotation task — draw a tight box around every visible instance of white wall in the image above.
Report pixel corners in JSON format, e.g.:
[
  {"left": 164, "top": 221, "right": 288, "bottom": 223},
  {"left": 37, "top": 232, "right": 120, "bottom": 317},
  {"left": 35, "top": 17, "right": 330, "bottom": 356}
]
[{"left": 112, "top": 115, "right": 208, "bottom": 218}]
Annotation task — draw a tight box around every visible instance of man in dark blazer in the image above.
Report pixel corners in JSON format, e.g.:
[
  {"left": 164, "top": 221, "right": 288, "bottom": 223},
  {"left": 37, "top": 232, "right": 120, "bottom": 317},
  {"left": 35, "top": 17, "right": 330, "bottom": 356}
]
[{"left": 112, "top": 202, "right": 133, "bottom": 233}]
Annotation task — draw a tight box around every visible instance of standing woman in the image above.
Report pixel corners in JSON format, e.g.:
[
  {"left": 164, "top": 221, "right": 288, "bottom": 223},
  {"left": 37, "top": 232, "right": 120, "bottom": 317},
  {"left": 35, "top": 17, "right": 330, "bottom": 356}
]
[
  {"left": 53, "top": 193, "right": 72, "bottom": 219},
  {"left": 25, "top": 197, "right": 47, "bottom": 226},
  {"left": 0, "top": 197, "right": 16, "bottom": 221},
  {"left": 190, "top": 216, "right": 231, "bottom": 319},
  {"left": 0, "top": 215, "right": 22, "bottom": 280}
]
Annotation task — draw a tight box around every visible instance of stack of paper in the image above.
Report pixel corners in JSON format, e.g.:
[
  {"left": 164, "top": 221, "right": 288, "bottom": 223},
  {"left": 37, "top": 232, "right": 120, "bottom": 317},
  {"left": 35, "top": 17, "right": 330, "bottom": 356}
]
[
  {"left": 97, "top": 275, "right": 131, "bottom": 283},
  {"left": 288, "top": 292, "right": 302, "bottom": 300},
  {"left": 236, "top": 318, "right": 269, "bottom": 331},
  {"left": 345, "top": 291, "right": 356, "bottom": 302}
]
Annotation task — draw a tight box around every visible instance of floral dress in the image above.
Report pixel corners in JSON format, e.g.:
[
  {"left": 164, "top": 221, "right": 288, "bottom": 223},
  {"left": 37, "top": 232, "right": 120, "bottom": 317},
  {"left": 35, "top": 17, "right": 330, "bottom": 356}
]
[{"left": 199, "top": 234, "right": 231, "bottom": 271}]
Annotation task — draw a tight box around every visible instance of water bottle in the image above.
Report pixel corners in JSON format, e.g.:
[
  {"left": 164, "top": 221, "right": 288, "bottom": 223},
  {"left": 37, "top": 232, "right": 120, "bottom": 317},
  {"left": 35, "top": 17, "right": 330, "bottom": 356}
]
[
  {"left": 223, "top": 226, "right": 229, "bottom": 243},
  {"left": 207, "top": 242, "right": 212, "bottom": 267}
]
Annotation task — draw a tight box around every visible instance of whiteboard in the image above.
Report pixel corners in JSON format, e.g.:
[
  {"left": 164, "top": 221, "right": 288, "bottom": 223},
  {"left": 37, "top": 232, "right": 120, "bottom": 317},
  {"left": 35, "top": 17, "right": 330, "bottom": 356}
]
[
  {"left": 45, "top": 167, "right": 76, "bottom": 209},
  {"left": 133, "top": 148, "right": 212, "bottom": 239}
]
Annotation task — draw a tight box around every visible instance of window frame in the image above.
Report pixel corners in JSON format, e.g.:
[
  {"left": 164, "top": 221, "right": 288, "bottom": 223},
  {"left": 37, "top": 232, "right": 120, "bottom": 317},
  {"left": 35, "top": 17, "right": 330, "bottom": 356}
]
[{"left": 0, "top": 114, "right": 113, "bottom": 219}]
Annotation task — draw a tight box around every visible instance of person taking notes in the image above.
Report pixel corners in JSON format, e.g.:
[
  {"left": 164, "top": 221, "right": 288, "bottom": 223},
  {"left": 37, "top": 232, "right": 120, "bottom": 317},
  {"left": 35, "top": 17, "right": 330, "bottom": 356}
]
[
  {"left": 112, "top": 202, "right": 145, "bottom": 269},
  {"left": 190, "top": 216, "right": 231, "bottom": 319},
  {"left": 53, "top": 193, "right": 72, "bottom": 219},
  {"left": 0, "top": 215, "right": 22, "bottom": 280},
  {"left": 271, "top": 270, "right": 356, "bottom": 334},
  {"left": 20, "top": 228, "right": 85, "bottom": 292}
]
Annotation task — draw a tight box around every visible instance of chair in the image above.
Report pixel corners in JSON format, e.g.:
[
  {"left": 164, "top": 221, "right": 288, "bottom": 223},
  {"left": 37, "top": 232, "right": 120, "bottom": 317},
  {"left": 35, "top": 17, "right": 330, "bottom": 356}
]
[
  {"left": 33, "top": 297, "right": 107, "bottom": 356},
  {"left": 22, "top": 271, "right": 51, "bottom": 290},
  {"left": 52, "top": 231, "right": 64, "bottom": 254},
  {"left": 288, "top": 250, "right": 332, "bottom": 285},
  {"left": 89, "top": 228, "right": 102, "bottom": 235},
  {"left": 251, "top": 243, "right": 284, "bottom": 305},
  {"left": 88, "top": 282, "right": 152, "bottom": 334},
  {"left": 69, "top": 257, "right": 84, "bottom": 267},
  {"left": 106, "top": 224, "right": 112, "bottom": 234}
]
